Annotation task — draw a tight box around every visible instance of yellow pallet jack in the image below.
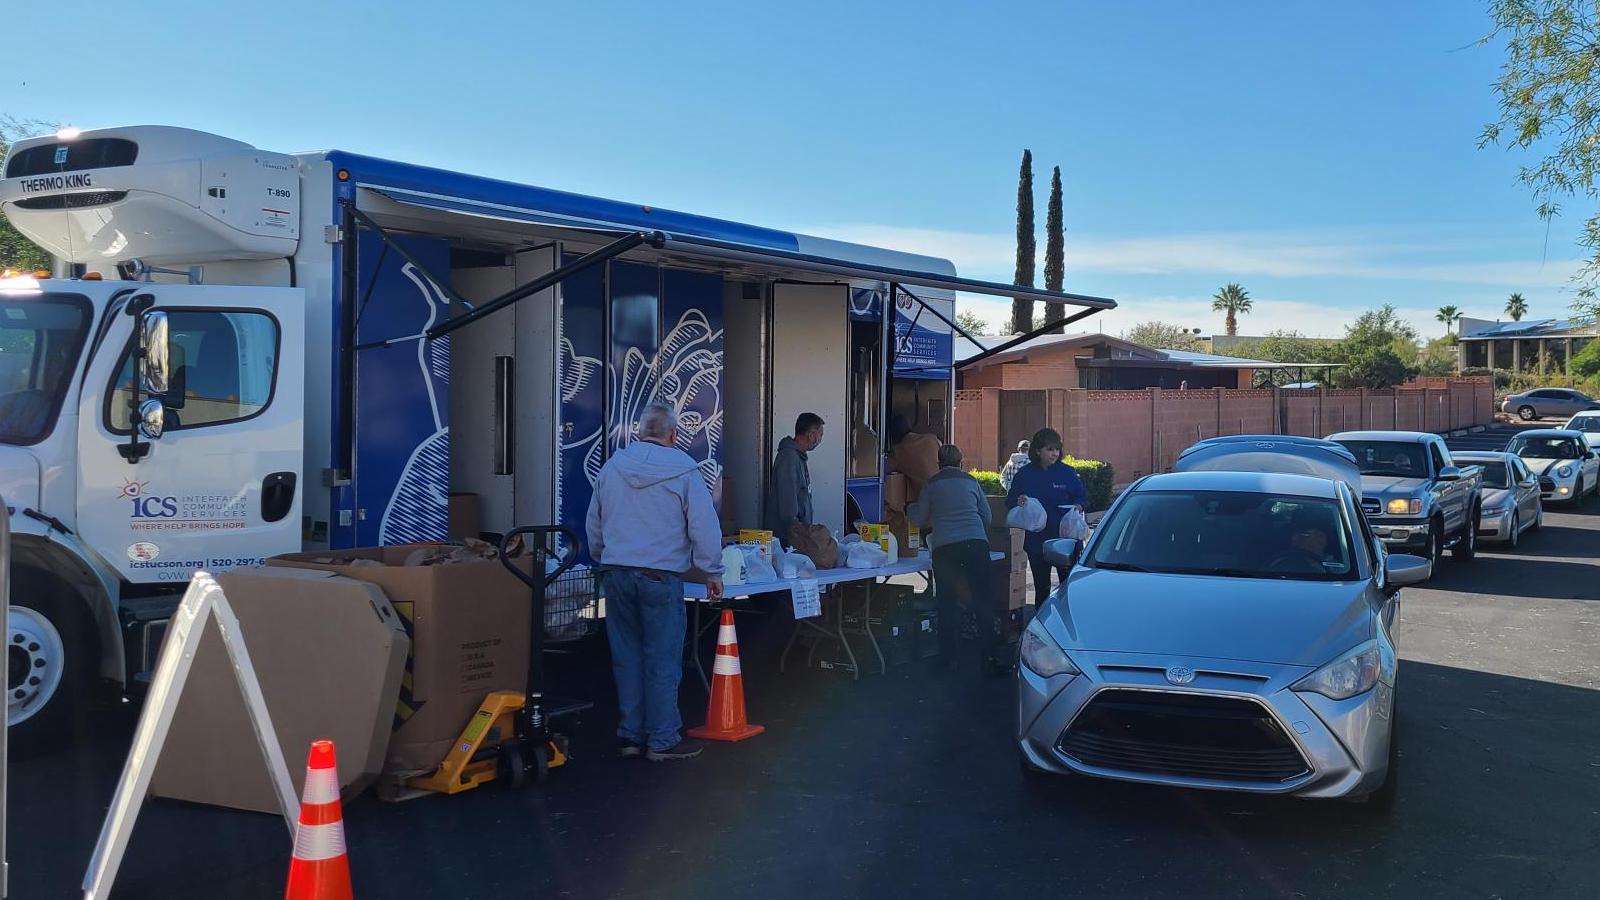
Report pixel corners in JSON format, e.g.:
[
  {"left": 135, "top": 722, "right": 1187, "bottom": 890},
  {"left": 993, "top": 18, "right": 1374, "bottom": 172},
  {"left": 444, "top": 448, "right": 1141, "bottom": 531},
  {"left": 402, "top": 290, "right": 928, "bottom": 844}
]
[{"left": 407, "top": 525, "right": 591, "bottom": 795}]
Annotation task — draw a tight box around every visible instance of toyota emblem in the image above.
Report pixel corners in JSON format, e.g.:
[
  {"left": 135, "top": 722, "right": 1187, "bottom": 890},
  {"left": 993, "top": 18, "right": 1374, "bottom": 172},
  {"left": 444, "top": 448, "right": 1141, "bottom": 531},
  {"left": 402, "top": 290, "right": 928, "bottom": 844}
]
[{"left": 1165, "top": 665, "right": 1196, "bottom": 686}]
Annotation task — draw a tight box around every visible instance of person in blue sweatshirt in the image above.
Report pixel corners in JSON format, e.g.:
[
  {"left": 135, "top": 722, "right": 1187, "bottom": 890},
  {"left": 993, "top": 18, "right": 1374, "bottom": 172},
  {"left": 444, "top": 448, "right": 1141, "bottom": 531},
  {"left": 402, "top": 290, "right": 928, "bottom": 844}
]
[{"left": 1004, "top": 427, "right": 1087, "bottom": 605}]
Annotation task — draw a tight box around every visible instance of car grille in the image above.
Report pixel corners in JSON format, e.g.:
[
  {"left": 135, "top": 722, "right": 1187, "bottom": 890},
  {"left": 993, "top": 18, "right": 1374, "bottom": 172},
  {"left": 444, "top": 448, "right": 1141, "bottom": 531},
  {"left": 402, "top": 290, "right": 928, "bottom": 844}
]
[
  {"left": 1057, "top": 690, "right": 1311, "bottom": 784},
  {"left": 1361, "top": 498, "right": 1381, "bottom": 516}
]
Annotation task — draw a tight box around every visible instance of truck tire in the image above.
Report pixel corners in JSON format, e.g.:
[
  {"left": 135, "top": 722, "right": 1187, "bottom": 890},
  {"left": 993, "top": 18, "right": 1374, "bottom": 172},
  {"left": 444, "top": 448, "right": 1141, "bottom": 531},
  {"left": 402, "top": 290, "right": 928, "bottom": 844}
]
[
  {"left": 8, "top": 569, "right": 100, "bottom": 754},
  {"left": 1428, "top": 518, "right": 1445, "bottom": 565},
  {"left": 1451, "top": 509, "right": 1478, "bottom": 561}
]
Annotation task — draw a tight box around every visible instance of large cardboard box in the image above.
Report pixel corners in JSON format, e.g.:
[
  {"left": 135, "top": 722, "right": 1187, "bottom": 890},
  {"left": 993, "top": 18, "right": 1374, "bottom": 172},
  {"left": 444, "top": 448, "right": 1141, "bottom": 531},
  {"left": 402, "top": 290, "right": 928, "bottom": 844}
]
[
  {"left": 884, "top": 472, "right": 908, "bottom": 513},
  {"left": 150, "top": 567, "right": 410, "bottom": 814},
  {"left": 269, "top": 546, "right": 534, "bottom": 774}
]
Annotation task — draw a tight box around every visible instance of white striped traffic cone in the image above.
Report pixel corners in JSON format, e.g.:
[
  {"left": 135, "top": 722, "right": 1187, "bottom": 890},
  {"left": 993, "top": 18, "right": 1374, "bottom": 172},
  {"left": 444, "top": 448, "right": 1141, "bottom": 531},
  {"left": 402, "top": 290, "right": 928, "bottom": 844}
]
[
  {"left": 687, "top": 610, "right": 765, "bottom": 741},
  {"left": 284, "top": 740, "right": 354, "bottom": 900}
]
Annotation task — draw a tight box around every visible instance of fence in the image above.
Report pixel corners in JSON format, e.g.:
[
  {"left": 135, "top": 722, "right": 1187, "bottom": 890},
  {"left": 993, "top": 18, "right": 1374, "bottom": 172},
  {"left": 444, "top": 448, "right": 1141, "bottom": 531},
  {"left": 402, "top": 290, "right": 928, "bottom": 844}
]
[{"left": 955, "top": 377, "right": 1495, "bottom": 482}]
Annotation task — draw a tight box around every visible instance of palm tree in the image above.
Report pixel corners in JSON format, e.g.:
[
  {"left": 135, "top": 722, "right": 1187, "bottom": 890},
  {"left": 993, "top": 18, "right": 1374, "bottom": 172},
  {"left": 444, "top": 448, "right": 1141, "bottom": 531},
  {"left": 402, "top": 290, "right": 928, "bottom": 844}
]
[
  {"left": 1211, "top": 283, "right": 1252, "bottom": 337},
  {"left": 1436, "top": 305, "right": 1462, "bottom": 335},
  {"left": 1505, "top": 292, "right": 1528, "bottom": 322}
]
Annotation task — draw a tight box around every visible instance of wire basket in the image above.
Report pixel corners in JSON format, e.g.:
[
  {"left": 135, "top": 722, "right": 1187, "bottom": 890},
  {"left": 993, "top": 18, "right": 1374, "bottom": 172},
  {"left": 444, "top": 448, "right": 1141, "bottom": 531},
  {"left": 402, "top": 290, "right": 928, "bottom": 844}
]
[{"left": 545, "top": 564, "right": 600, "bottom": 644}]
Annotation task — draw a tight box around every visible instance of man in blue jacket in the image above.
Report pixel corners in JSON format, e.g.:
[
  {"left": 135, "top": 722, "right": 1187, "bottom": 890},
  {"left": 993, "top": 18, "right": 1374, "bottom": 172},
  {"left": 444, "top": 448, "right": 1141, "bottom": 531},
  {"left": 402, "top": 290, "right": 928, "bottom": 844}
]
[{"left": 1005, "top": 427, "right": 1087, "bottom": 605}]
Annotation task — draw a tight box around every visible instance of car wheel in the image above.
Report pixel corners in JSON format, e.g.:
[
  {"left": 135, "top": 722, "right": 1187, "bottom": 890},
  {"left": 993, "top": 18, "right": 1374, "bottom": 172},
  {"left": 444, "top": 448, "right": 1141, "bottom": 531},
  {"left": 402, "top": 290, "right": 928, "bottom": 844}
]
[
  {"left": 1506, "top": 512, "right": 1519, "bottom": 549},
  {"left": 1451, "top": 512, "right": 1478, "bottom": 561},
  {"left": 1518, "top": 405, "right": 1538, "bottom": 421}
]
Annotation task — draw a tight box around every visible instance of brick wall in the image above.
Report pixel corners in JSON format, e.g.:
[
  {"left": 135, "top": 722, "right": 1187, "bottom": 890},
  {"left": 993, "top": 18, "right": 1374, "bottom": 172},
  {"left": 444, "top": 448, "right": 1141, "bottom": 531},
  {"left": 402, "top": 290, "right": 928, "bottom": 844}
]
[
  {"left": 1001, "top": 362, "right": 1078, "bottom": 390},
  {"left": 953, "top": 389, "right": 1002, "bottom": 471}
]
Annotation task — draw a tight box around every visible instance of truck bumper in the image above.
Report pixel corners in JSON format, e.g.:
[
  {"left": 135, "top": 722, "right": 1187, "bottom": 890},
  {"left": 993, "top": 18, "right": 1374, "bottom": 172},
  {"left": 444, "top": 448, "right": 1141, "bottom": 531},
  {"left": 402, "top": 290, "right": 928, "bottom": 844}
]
[{"left": 1369, "top": 519, "right": 1431, "bottom": 552}]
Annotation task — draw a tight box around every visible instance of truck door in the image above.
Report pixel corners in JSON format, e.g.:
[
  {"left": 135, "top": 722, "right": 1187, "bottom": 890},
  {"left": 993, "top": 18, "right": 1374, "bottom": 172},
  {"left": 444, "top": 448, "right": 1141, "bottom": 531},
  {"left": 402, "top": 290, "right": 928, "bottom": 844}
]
[{"left": 76, "top": 284, "right": 305, "bottom": 583}]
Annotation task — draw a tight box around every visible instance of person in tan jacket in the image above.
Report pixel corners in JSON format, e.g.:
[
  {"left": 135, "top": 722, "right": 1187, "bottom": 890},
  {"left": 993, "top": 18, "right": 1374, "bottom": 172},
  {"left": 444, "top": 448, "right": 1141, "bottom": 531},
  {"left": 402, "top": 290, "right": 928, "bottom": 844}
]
[{"left": 888, "top": 414, "right": 942, "bottom": 504}]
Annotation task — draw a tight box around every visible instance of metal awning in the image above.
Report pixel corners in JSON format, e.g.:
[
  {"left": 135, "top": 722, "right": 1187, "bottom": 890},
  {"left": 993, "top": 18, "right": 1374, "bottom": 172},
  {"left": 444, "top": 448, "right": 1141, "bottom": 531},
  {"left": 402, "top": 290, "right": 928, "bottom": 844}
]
[{"left": 359, "top": 186, "right": 1118, "bottom": 313}]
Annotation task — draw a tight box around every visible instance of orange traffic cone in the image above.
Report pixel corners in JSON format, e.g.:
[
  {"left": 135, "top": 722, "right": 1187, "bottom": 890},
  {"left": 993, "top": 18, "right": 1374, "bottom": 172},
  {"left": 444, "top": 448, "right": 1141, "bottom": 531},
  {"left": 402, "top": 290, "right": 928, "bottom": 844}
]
[
  {"left": 687, "top": 610, "right": 765, "bottom": 742},
  {"left": 284, "top": 740, "right": 354, "bottom": 900}
]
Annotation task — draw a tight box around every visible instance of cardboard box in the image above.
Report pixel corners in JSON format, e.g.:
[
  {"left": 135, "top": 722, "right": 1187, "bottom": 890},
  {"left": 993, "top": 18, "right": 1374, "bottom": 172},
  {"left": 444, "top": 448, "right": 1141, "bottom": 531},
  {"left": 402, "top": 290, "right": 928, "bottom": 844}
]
[
  {"left": 269, "top": 546, "right": 534, "bottom": 774},
  {"left": 885, "top": 510, "right": 920, "bottom": 558},
  {"left": 150, "top": 567, "right": 410, "bottom": 814},
  {"left": 991, "top": 556, "right": 1029, "bottom": 611},
  {"left": 447, "top": 492, "right": 481, "bottom": 540}
]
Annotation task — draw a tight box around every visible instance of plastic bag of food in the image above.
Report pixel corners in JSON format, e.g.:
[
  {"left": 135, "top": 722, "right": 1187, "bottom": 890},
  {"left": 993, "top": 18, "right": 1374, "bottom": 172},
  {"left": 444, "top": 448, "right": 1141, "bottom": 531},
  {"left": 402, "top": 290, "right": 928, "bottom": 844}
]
[
  {"left": 1006, "top": 496, "right": 1048, "bottom": 533},
  {"left": 844, "top": 541, "right": 890, "bottom": 569},
  {"left": 776, "top": 551, "right": 817, "bottom": 580},
  {"left": 738, "top": 543, "right": 778, "bottom": 582},
  {"left": 1058, "top": 505, "right": 1089, "bottom": 542}
]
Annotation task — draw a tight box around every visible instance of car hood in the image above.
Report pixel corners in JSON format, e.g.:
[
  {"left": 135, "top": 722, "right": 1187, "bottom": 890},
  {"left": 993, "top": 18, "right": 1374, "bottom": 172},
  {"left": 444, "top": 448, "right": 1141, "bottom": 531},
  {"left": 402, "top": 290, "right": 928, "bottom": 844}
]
[
  {"left": 1052, "top": 569, "right": 1374, "bottom": 666},
  {"left": 1361, "top": 475, "right": 1428, "bottom": 500},
  {"left": 1519, "top": 457, "right": 1573, "bottom": 478},
  {"left": 0, "top": 446, "right": 40, "bottom": 509}
]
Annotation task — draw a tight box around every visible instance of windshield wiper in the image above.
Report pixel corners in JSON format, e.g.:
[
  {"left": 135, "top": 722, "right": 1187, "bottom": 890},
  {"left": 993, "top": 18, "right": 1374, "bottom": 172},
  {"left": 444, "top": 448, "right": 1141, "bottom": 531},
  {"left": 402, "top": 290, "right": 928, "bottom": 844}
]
[
  {"left": 1179, "top": 567, "right": 1279, "bottom": 580},
  {"left": 1091, "top": 561, "right": 1152, "bottom": 573}
]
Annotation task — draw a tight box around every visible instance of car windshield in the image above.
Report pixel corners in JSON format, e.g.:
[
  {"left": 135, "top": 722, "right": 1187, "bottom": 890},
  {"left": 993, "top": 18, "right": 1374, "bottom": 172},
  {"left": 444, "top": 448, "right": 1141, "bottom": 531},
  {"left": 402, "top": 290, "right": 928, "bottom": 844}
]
[
  {"left": 1508, "top": 435, "right": 1582, "bottom": 459},
  {"left": 1478, "top": 461, "right": 1509, "bottom": 489},
  {"left": 1334, "top": 440, "right": 1426, "bottom": 477},
  {"left": 1568, "top": 416, "right": 1600, "bottom": 433},
  {"left": 1087, "top": 490, "right": 1357, "bottom": 581},
  {"left": 0, "top": 294, "right": 92, "bottom": 446}
]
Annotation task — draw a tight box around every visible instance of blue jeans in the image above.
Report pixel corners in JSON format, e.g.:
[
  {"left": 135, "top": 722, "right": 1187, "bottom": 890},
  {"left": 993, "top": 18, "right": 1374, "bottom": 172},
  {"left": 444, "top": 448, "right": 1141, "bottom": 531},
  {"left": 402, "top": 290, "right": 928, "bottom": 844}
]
[{"left": 603, "top": 569, "right": 686, "bottom": 752}]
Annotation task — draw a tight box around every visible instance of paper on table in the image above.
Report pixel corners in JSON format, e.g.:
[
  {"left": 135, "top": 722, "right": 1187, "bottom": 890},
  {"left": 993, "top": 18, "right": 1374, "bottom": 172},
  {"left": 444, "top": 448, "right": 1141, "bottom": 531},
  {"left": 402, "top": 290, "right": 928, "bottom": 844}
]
[{"left": 791, "top": 578, "right": 821, "bottom": 619}]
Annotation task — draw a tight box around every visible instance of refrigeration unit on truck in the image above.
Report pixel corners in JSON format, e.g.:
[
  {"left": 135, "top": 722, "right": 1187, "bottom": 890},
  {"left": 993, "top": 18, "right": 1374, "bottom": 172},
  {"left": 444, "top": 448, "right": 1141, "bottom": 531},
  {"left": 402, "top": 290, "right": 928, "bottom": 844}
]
[{"left": 0, "top": 124, "right": 1116, "bottom": 744}]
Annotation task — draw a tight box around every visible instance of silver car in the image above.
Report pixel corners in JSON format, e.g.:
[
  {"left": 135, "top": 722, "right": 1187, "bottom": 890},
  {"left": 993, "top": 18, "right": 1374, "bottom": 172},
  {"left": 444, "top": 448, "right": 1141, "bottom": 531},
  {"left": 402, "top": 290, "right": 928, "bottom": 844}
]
[
  {"left": 1452, "top": 451, "right": 1542, "bottom": 547},
  {"left": 1501, "top": 388, "right": 1600, "bottom": 421},
  {"left": 1016, "top": 469, "right": 1431, "bottom": 808},
  {"left": 1563, "top": 411, "right": 1600, "bottom": 444}
]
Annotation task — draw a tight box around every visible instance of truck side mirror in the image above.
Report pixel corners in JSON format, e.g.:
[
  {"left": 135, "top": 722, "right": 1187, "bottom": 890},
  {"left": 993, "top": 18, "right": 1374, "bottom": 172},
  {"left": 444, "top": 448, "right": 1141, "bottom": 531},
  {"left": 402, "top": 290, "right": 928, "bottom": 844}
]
[
  {"left": 140, "top": 310, "right": 170, "bottom": 396},
  {"left": 1436, "top": 465, "right": 1461, "bottom": 481},
  {"left": 137, "top": 397, "right": 166, "bottom": 440}
]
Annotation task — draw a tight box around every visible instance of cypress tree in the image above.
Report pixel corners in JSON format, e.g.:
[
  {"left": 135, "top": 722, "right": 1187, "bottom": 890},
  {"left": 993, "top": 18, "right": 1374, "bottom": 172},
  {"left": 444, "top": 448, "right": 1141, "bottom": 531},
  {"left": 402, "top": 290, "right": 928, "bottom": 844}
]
[
  {"left": 1011, "top": 149, "right": 1035, "bottom": 335},
  {"left": 1043, "top": 165, "right": 1065, "bottom": 333}
]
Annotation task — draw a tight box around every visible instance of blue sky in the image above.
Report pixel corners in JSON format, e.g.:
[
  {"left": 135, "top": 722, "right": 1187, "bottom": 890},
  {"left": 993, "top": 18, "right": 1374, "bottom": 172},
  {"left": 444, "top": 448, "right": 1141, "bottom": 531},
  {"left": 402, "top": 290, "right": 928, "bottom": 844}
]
[{"left": 5, "top": 0, "right": 1579, "bottom": 337}]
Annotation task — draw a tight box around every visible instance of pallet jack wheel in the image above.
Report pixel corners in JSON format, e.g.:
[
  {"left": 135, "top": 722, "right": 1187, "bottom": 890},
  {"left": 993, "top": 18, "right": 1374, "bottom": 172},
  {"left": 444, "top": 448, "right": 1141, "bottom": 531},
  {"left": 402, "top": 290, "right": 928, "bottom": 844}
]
[
  {"left": 499, "top": 743, "right": 527, "bottom": 789},
  {"left": 531, "top": 742, "right": 551, "bottom": 784}
]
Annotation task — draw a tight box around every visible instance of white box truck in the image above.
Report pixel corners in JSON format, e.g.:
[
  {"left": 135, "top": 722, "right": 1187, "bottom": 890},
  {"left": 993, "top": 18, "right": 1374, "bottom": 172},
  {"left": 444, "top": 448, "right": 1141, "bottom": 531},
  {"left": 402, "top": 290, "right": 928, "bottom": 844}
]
[{"left": 0, "top": 125, "right": 1114, "bottom": 745}]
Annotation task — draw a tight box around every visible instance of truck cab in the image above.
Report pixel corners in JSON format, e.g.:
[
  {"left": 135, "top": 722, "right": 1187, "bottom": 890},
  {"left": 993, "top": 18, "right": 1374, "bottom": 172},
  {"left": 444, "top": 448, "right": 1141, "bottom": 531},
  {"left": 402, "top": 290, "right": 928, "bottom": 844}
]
[
  {"left": 1328, "top": 430, "right": 1484, "bottom": 566},
  {"left": 0, "top": 274, "right": 303, "bottom": 744}
]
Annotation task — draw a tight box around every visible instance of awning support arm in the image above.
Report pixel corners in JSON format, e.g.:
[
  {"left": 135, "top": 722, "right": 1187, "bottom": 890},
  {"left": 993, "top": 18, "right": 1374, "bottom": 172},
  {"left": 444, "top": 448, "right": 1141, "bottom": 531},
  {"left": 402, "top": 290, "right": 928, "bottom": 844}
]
[
  {"left": 342, "top": 201, "right": 476, "bottom": 313},
  {"left": 892, "top": 283, "right": 985, "bottom": 349},
  {"left": 425, "top": 229, "right": 665, "bottom": 341},
  {"left": 958, "top": 306, "right": 1103, "bottom": 369}
]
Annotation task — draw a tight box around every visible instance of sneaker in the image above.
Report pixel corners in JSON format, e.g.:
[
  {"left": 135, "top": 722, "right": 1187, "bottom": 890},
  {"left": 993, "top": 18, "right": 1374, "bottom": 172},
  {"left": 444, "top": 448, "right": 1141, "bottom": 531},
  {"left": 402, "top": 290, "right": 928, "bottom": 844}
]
[
  {"left": 618, "top": 740, "right": 644, "bottom": 759},
  {"left": 646, "top": 738, "right": 705, "bottom": 761}
]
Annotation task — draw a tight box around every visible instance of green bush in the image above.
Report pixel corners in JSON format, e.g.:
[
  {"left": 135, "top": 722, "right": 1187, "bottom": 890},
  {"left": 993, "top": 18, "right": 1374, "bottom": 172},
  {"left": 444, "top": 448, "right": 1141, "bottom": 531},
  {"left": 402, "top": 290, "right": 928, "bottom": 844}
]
[{"left": 968, "top": 458, "right": 1114, "bottom": 512}]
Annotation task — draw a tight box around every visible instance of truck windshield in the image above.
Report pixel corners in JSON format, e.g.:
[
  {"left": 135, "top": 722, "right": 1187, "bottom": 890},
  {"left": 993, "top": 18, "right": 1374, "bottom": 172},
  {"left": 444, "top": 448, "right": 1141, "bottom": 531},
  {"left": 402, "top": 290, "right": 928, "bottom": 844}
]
[
  {"left": 0, "top": 293, "right": 91, "bottom": 445},
  {"left": 1508, "top": 435, "right": 1582, "bottom": 460},
  {"left": 1334, "top": 440, "right": 1426, "bottom": 477},
  {"left": 1087, "top": 490, "right": 1356, "bottom": 581}
]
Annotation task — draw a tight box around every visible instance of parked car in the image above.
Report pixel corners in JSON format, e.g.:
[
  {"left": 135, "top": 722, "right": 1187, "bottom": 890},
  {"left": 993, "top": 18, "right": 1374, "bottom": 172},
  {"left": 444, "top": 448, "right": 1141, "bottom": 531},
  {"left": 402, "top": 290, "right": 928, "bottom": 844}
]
[
  {"left": 1505, "top": 428, "right": 1600, "bottom": 504},
  {"left": 1451, "top": 451, "right": 1542, "bottom": 548},
  {"left": 1501, "top": 388, "right": 1600, "bottom": 421},
  {"left": 1015, "top": 461, "right": 1431, "bottom": 809},
  {"left": 1563, "top": 411, "right": 1600, "bottom": 443},
  {"left": 1328, "top": 431, "right": 1484, "bottom": 564}
]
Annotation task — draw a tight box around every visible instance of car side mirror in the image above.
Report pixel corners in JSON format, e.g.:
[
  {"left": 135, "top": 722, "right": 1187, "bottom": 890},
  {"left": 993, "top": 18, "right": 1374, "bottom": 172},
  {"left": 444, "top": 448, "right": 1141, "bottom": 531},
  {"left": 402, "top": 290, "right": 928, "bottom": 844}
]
[
  {"left": 1437, "top": 465, "right": 1461, "bottom": 481},
  {"left": 1385, "top": 553, "right": 1432, "bottom": 588},
  {"left": 1043, "top": 538, "right": 1081, "bottom": 568}
]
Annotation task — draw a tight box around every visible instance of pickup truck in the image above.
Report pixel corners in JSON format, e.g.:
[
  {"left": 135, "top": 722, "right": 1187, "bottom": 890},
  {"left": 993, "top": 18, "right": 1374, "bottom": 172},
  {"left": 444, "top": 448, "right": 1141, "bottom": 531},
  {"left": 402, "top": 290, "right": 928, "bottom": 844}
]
[{"left": 1328, "top": 431, "right": 1484, "bottom": 564}]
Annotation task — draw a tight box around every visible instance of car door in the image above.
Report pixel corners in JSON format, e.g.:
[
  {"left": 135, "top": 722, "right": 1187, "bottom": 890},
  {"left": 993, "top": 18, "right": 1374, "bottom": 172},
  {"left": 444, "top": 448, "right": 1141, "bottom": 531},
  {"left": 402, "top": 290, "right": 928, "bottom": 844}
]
[
  {"left": 1530, "top": 390, "right": 1560, "bottom": 417},
  {"left": 76, "top": 283, "right": 305, "bottom": 583},
  {"left": 1512, "top": 457, "right": 1540, "bottom": 524},
  {"left": 1580, "top": 434, "right": 1600, "bottom": 488}
]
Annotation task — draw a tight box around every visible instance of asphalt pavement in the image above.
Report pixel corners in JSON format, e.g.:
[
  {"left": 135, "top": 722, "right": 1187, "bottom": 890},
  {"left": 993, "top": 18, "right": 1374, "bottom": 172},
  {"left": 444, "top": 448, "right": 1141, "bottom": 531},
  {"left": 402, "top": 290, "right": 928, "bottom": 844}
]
[{"left": 11, "top": 424, "right": 1598, "bottom": 899}]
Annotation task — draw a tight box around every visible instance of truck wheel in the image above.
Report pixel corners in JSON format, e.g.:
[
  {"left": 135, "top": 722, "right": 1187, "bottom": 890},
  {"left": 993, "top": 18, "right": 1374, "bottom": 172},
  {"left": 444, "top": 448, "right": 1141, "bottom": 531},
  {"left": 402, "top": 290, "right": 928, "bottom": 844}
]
[
  {"left": 8, "top": 573, "right": 99, "bottom": 754},
  {"left": 1451, "top": 510, "right": 1478, "bottom": 561},
  {"left": 1428, "top": 519, "right": 1445, "bottom": 565},
  {"left": 1518, "top": 405, "right": 1537, "bottom": 421}
]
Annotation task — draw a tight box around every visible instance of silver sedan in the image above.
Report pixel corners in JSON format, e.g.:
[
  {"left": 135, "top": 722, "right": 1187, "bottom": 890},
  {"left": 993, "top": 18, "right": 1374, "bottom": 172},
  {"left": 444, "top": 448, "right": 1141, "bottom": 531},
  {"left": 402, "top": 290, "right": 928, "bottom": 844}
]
[
  {"left": 1016, "top": 470, "right": 1431, "bottom": 808},
  {"left": 1452, "top": 451, "right": 1542, "bottom": 548}
]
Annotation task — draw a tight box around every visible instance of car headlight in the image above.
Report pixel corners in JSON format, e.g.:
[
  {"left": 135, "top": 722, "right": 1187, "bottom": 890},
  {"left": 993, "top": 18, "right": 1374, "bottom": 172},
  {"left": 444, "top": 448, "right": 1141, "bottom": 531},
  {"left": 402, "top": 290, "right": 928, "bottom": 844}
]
[
  {"left": 1019, "top": 618, "right": 1080, "bottom": 678},
  {"left": 1557, "top": 465, "right": 1573, "bottom": 478},
  {"left": 1385, "top": 498, "right": 1423, "bottom": 516},
  {"left": 1293, "top": 641, "right": 1382, "bottom": 701},
  {"left": 1482, "top": 502, "right": 1510, "bottom": 515}
]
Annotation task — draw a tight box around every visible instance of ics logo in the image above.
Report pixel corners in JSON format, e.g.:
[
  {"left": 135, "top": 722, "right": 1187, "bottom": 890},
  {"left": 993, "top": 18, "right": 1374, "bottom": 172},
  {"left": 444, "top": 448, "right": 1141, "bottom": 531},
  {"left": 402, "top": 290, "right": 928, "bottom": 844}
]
[{"left": 119, "top": 479, "right": 178, "bottom": 518}]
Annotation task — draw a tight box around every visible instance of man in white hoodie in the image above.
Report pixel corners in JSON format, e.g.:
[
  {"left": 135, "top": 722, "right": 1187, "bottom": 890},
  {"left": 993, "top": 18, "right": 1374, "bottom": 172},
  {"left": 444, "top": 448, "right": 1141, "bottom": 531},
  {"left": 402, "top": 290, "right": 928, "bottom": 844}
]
[{"left": 587, "top": 403, "right": 724, "bottom": 761}]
